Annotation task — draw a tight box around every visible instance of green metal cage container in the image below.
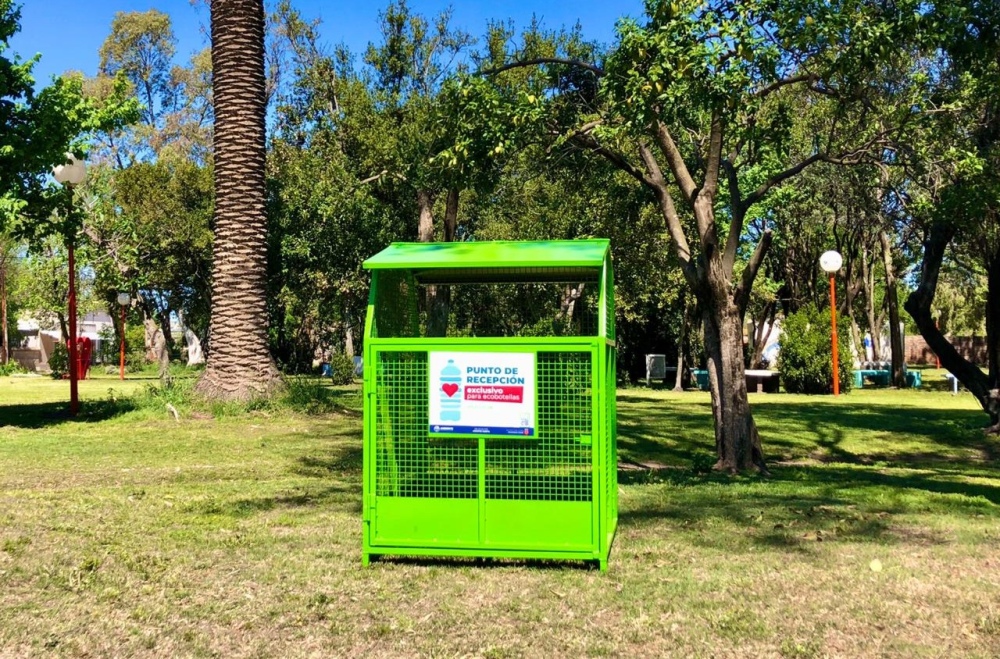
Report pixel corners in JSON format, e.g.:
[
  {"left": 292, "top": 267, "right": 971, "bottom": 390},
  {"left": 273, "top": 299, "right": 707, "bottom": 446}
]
[{"left": 361, "top": 240, "right": 618, "bottom": 570}]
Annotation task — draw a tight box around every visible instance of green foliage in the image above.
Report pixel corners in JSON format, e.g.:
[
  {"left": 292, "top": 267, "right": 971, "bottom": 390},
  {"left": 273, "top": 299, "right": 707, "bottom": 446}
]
[
  {"left": 96, "top": 326, "right": 117, "bottom": 364},
  {"left": 125, "top": 323, "right": 146, "bottom": 373},
  {"left": 779, "top": 304, "right": 853, "bottom": 394},
  {"left": 283, "top": 377, "right": 346, "bottom": 415},
  {"left": 94, "top": 9, "right": 210, "bottom": 162},
  {"left": 0, "top": 360, "right": 24, "bottom": 376},
  {"left": 47, "top": 342, "right": 69, "bottom": 379},
  {"left": 0, "top": 0, "right": 139, "bottom": 240},
  {"left": 326, "top": 354, "right": 356, "bottom": 386}
]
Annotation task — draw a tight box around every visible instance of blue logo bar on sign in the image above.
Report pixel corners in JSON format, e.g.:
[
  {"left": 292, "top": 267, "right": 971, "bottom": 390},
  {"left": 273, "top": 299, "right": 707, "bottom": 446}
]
[{"left": 428, "top": 425, "right": 535, "bottom": 436}]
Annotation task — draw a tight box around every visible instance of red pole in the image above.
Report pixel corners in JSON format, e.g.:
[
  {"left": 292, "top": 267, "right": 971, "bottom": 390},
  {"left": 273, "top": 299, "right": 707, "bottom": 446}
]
[
  {"left": 120, "top": 305, "right": 126, "bottom": 380},
  {"left": 68, "top": 239, "right": 79, "bottom": 415},
  {"left": 830, "top": 273, "right": 840, "bottom": 397}
]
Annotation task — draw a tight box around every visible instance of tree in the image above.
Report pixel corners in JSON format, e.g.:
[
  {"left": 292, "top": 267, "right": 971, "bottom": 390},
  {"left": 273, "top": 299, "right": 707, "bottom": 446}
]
[
  {"left": 464, "top": 0, "right": 913, "bottom": 472},
  {"left": 0, "top": 231, "right": 16, "bottom": 362},
  {"left": 197, "top": 0, "right": 281, "bottom": 400},
  {"left": 82, "top": 160, "right": 213, "bottom": 365},
  {"left": 363, "top": 0, "right": 474, "bottom": 337},
  {"left": 13, "top": 236, "right": 99, "bottom": 341},
  {"left": 899, "top": 0, "right": 1000, "bottom": 428},
  {"left": 0, "top": 0, "right": 137, "bottom": 240},
  {"left": 95, "top": 9, "right": 213, "bottom": 165}
]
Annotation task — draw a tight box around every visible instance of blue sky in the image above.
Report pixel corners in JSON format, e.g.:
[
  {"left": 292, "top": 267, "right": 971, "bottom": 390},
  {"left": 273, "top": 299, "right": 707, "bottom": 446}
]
[{"left": 11, "top": 1, "right": 644, "bottom": 86}]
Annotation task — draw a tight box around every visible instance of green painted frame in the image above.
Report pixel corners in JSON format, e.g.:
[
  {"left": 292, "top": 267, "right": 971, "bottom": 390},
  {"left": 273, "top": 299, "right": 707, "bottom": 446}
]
[{"left": 361, "top": 240, "right": 617, "bottom": 570}]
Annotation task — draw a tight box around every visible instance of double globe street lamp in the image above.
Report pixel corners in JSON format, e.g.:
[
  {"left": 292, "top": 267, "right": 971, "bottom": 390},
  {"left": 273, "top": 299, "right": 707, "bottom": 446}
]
[
  {"left": 819, "top": 250, "right": 843, "bottom": 396},
  {"left": 52, "top": 153, "right": 87, "bottom": 415}
]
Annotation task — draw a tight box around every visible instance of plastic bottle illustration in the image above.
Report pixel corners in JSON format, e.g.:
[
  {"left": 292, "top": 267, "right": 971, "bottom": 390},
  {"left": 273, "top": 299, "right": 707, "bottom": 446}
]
[{"left": 439, "top": 359, "right": 462, "bottom": 421}]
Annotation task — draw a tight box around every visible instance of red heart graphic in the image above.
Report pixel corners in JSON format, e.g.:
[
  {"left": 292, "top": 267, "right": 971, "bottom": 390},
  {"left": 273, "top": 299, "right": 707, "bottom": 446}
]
[{"left": 442, "top": 383, "right": 459, "bottom": 397}]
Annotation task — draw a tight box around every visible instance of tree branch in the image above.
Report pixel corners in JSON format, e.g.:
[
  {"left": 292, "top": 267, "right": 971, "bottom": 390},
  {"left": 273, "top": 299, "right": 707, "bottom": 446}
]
[
  {"left": 478, "top": 57, "right": 605, "bottom": 77},
  {"left": 721, "top": 159, "right": 744, "bottom": 275},
  {"left": 653, "top": 120, "right": 698, "bottom": 203},
  {"left": 638, "top": 143, "right": 699, "bottom": 285},
  {"left": 904, "top": 222, "right": 992, "bottom": 409},
  {"left": 701, "top": 113, "right": 724, "bottom": 199},
  {"left": 734, "top": 229, "right": 773, "bottom": 318},
  {"left": 568, "top": 132, "right": 657, "bottom": 192},
  {"left": 743, "top": 153, "right": 824, "bottom": 209},
  {"left": 753, "top": 73, "right": 818, "bottom": 100}
]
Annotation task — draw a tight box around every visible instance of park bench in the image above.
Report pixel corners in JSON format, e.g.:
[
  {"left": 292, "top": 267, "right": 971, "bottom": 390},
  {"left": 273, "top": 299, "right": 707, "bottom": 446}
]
[
  {"left": 853, "top": 365, "right": 922, "bottom": 389},
  {"left": 690, "top": 368, "right": 779, "bottom": 393},
  {"left": 746, "top": 369, "right": 780, "bottom": 393}
]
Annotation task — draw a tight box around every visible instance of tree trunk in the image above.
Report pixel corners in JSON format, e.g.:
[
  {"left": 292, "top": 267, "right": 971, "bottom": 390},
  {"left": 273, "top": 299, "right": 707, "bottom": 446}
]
[
  {"left": 343, "top": 296, "right": 356, "bottom": 358},
  {"left": 905, "top": 222, "right": 996, "bottom": 424},
  {"left": 57, "top": 312, "right": 68, "bottom": 344},
  {"left": 703, "top": 297, "right": 768, "bottom": 474},
  {"left": 749, "top": 301, "right": 776, "bottom": 368},
  {"left": 418, "top": 189, "right": 453, "bottom": 337},
  {"left": 141, "top": 303, "right": 157, "bottom": 362},
  {"left": 880, "top": 231, "right": 905, "bottom": 387},
  {"left": 443, "top": 187, "right": 459, "bottom": 243},
  {"left": 177, "top": 310, "right": 205, "bottom": 366},
  {"left": 345, "top": 321, "right": 355, "bottom": 359},
  {"left": 145, "top": 318, "right": 172, "bottom": 383},
  {"left": 417, "top": 190, "right": 435, "bottom": 242},
  {"left": 198, "top": 0, "right": 282, "bottom": 400},
  {"left": 860, "top": 242, "right": 882, "bottom": 361},
  {"left": 673, "top": 296, "right": 689, "bottom": 391},
  {"left": 844, "top": 254, "right": 864, "bottom": 363},
  {"left": 157, "top": 306, "right": 175, "bottom": 355},
  {"left": 1, "top": 258, "right": 8, "bottom": 364},
  {"left": 987, "top": 246, "right": 1000, "bottom": 400},
  {"left": 556, "top": 284, "right": 586, "bottom": 328}
]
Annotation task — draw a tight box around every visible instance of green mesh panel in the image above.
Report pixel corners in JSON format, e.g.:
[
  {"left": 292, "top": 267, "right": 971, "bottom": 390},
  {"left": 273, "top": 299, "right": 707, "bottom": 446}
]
[
  {"left": 604, "top": 262, "right": 616, "bottom": 342},
  {"left": 375, "top": 351, "right": 478, "bottom": 498},
  {"left": 606, "top": 345, "right": 618, "bottom": 522},
  {"left": 485, "top": 352, "right": 593, "bottom": 502}
]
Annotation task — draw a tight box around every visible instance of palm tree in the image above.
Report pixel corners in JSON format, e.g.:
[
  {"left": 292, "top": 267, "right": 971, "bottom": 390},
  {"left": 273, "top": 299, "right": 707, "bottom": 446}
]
[{"left": 197, "top": 0, "right": 281, "bottom": 400}]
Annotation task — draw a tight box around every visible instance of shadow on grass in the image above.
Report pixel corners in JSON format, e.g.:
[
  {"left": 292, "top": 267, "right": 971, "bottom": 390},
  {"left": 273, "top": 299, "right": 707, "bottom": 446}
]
[
  {"left": 616, "top": 392, "right": 998, "bottom": 469},
  {"left": 294, "top": 447, "right": 364, "bottom": 478},
  {"left": 0, "top": 398, "right": 137, "bottom": 429},
  {"left": 196, "top": 438, "right": 367, "bottom": 518},
  {"left": 617, "top": 459, "right": 999, "bottom": 551},
  {"left": 191, "top": 482, "right": 363, "bottom": 518}
]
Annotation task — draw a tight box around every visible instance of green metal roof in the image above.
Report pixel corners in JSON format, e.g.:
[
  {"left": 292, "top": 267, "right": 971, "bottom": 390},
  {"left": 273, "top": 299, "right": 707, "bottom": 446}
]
[{"left": 363, "top": 239, "right": 610, "bottom": 271}]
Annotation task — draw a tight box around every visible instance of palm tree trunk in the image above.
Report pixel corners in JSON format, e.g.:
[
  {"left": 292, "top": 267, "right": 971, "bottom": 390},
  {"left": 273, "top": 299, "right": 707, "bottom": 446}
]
[{"left": 197, "top": 0, "right": 282, "bottom": 400}]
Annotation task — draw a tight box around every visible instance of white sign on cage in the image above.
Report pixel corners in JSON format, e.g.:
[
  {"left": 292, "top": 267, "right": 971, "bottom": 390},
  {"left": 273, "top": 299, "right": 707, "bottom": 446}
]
[{"left": 428, "top": 351, "right": 536, "bottom": 437}]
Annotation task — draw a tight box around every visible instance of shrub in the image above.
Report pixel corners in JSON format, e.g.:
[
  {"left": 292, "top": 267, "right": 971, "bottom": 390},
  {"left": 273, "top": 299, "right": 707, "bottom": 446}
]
[
  {"left": 124, "top": 324, "right": 147, "bottom": 372},
  {"left": 48, "top": 342, "right": 70, "bottom": 379},
  {"left": 0, "top": 360, "right": 25, "bottom": 376},
  {"left": 778, "top": 304, "right": 853, "bottom": 394},
  {"left": 97, "top": 326, "right": 117, "bottom": 364},
  {"left": 284, "top": 378, "right": 342, "bottom": 414},
  {"left": 327, "top": 354, "right": 356, "bottom": 385}
]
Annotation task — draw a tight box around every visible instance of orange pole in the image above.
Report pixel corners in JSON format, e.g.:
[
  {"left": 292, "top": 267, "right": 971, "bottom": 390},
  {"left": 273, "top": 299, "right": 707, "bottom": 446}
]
[
  {"left": 120, "top": 305, "right": 126, "bottom": 380},
  {"left": 68, "top": 239, "right": 79, "bottom": 415},
  {"left": 830, "top": 273, "right": 840, "bottom": 396}
]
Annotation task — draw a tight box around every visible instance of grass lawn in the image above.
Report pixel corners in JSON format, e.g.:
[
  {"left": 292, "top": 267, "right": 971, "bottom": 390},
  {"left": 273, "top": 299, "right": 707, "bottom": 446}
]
[{"left": 1, "top": 373, "right": 999, "bottom": 657}]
